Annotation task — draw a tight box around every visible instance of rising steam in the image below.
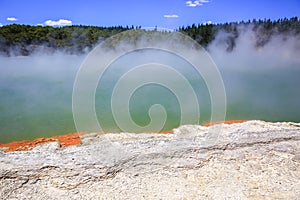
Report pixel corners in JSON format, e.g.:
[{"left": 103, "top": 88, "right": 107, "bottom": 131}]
[{"left": 0, "top": 24, "right": 300, "bottom": 143}]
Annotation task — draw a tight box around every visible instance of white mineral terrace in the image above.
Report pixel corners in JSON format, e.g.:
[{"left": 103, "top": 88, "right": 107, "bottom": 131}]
[{"left": 1, "top": 120, "right": 300, "bottom": 199}]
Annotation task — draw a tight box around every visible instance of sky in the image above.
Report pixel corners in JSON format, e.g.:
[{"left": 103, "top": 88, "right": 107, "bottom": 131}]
[{"left": 0, "top": 0, "right": 300, "bottom": 29}]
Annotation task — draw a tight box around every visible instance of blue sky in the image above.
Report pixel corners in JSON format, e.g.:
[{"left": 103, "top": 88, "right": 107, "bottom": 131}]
[{"left": 0, "top": 0, "right": 300, "bottom": 29}]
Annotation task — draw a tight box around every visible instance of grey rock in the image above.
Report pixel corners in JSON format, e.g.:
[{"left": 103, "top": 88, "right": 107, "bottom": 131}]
[
  {"left": 0, "top": 147, "right": 9, "bottom": 152},
  {"left": 293, "top": 152, "right": 300, "bottom": 162},
  {"left": 0, "top": 120, "right": 300, "bottom": 199},
  {"left": 31, "top": 141, "right": 60, "bottom": 152}
]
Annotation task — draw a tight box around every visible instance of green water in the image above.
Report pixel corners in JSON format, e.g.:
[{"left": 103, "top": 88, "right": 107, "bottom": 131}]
[
  {"left": 222, "top": 67, "right": 300, "bottom": 122},
  {"left": 94, "top": 49, "right": 211, "bottom": 133},
  {"left": 0, "top": 54, "right": 300, "bottom": 143},
  {"left": 0, "top": 55, "right": 80, "bottom": 143}
]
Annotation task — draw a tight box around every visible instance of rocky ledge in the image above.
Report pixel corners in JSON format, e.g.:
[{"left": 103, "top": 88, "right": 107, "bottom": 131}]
[{"left": 1, "top": 120, "right": 300, "bottom": 199}]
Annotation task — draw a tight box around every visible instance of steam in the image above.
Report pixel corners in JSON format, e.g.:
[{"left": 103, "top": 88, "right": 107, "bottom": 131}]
[
  {"left": 207, "top": 25, "right": 300, "bottom": 121},
  {"left": 1, "top": 25, "right": 300, "bottom": 143},
  {"left": 208, "top": 24, "right": 300, "bottom": 69},
  {"left": 0, "top": 54, "right": 85, "bottom": 142}
]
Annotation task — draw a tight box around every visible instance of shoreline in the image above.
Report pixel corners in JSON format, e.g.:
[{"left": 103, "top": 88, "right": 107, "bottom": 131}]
[
  {"left": 0, "top": 120, "right": 247, "bottom": 152},
  {"left": 1, "top": 120, "right": 299, "bottom": 199}
]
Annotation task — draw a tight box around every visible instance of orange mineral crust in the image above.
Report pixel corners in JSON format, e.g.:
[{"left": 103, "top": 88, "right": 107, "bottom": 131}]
[
  {"left": 0, "top": 120, "right": 246, "bottom": 152},
  {"left": 0, "top": 132, "right": 83, "bottom": 152},
  {"left": 203, "top": 120, "right": 247, "bottom": 127}
]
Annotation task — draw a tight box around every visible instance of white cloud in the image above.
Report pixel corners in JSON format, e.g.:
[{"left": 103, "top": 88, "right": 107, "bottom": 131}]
[
  {"left": 186, "top": 1, "right": 202, "bottom": 7},
  {"left": 186, "top": 0, "right": 209, "bottom": 7},
  {"left": 7, "top": 17, "right": 18, "bottom": 21},
  {"left": 0, "top": 23, "right": 3, "bottom": 27},
  {"left": 44, "top": 19, "right": 72, "bottom": 26},
  {"left": 202, "top": 20, "right": 212, "bottom": 25},
  {"left": 36, "top": 23, "right": 44, "bottom": 26},
  {"left": 163, "top": 14, "right": 179, "bottom": 18}
]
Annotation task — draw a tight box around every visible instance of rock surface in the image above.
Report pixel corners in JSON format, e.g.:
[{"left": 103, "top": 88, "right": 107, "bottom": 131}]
[{"left": 1, "top": 120, "right": 300, "bottom": 199}]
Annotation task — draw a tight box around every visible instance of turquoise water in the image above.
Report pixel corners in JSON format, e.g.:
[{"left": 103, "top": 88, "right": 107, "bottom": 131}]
[
  {"left": 0, "top": 54, "right": 300, "bottom": 143},
  {"left": 94, "top": 49, "right": 211, "bottom": 133},
  {"left": 222, "top": 67, "right": 300, "bottom": 122},
  {"left": 0, "top": 55, "right": 81, "bottom": 143}
]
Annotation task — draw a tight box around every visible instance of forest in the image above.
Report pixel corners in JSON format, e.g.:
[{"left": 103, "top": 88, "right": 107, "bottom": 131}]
[{"left": 0, "top": 17, "right": 299, "bottom": 56}]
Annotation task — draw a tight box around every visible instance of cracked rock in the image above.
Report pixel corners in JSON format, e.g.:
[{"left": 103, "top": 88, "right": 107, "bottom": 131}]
[{"left": 0, "top": 120, "right": 300, "bottom": 199}]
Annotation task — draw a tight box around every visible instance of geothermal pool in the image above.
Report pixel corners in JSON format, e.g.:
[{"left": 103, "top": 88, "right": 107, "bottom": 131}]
[{"left": 0, "top": 53, "right": 300, "bottom": 143}]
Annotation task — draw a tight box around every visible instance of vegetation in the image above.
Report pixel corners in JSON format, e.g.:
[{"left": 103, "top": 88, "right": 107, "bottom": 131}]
[
  {"left": 0, "top": 17, "right": 299, "bottom": 56},
  {"left": 0, "top": 25, "right": 134, "bottom": 56},
  {"left": 179, "top": 17, "right": 300, "bottom": 51}
]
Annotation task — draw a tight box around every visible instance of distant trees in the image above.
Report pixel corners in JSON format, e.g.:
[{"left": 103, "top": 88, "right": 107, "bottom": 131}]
[
  {"left": 179, "top": 17, "right": 300, "bottom": 51},
  {"left": 0, "top": 17, "right": 299, "bottom": 56},
  {"left": 0, "top": 25, "right": 132, "bottom": 56}
]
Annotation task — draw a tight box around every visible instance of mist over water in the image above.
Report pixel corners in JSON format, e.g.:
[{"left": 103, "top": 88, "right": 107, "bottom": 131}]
[
  {"left": 0, "top": 55, "right": 84, "bottom": 142},
  {"left": 94, "top": 49, "right": 211, "bottom": 133},
  {"left": 208, "top": 27, "right": 300, "bottom": 122},
  {"left": 1, "top": 27, "right": 300, "bottom": 143}
]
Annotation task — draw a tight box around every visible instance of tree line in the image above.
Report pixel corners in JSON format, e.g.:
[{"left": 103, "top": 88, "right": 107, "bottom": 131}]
[
  {"left": 179, "top": 17, "right": 300, "bottom": 51},
  {"left": 0, "top": 25, "right": 137, "bottom": 56},
  {"left": 0, "top": 17, "right": 299, "bottom": 56}
]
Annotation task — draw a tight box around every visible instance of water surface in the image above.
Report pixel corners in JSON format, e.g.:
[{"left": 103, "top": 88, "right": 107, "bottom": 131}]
[{"left": 0, "top": 54, "right": 299, "bottom": 143}]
